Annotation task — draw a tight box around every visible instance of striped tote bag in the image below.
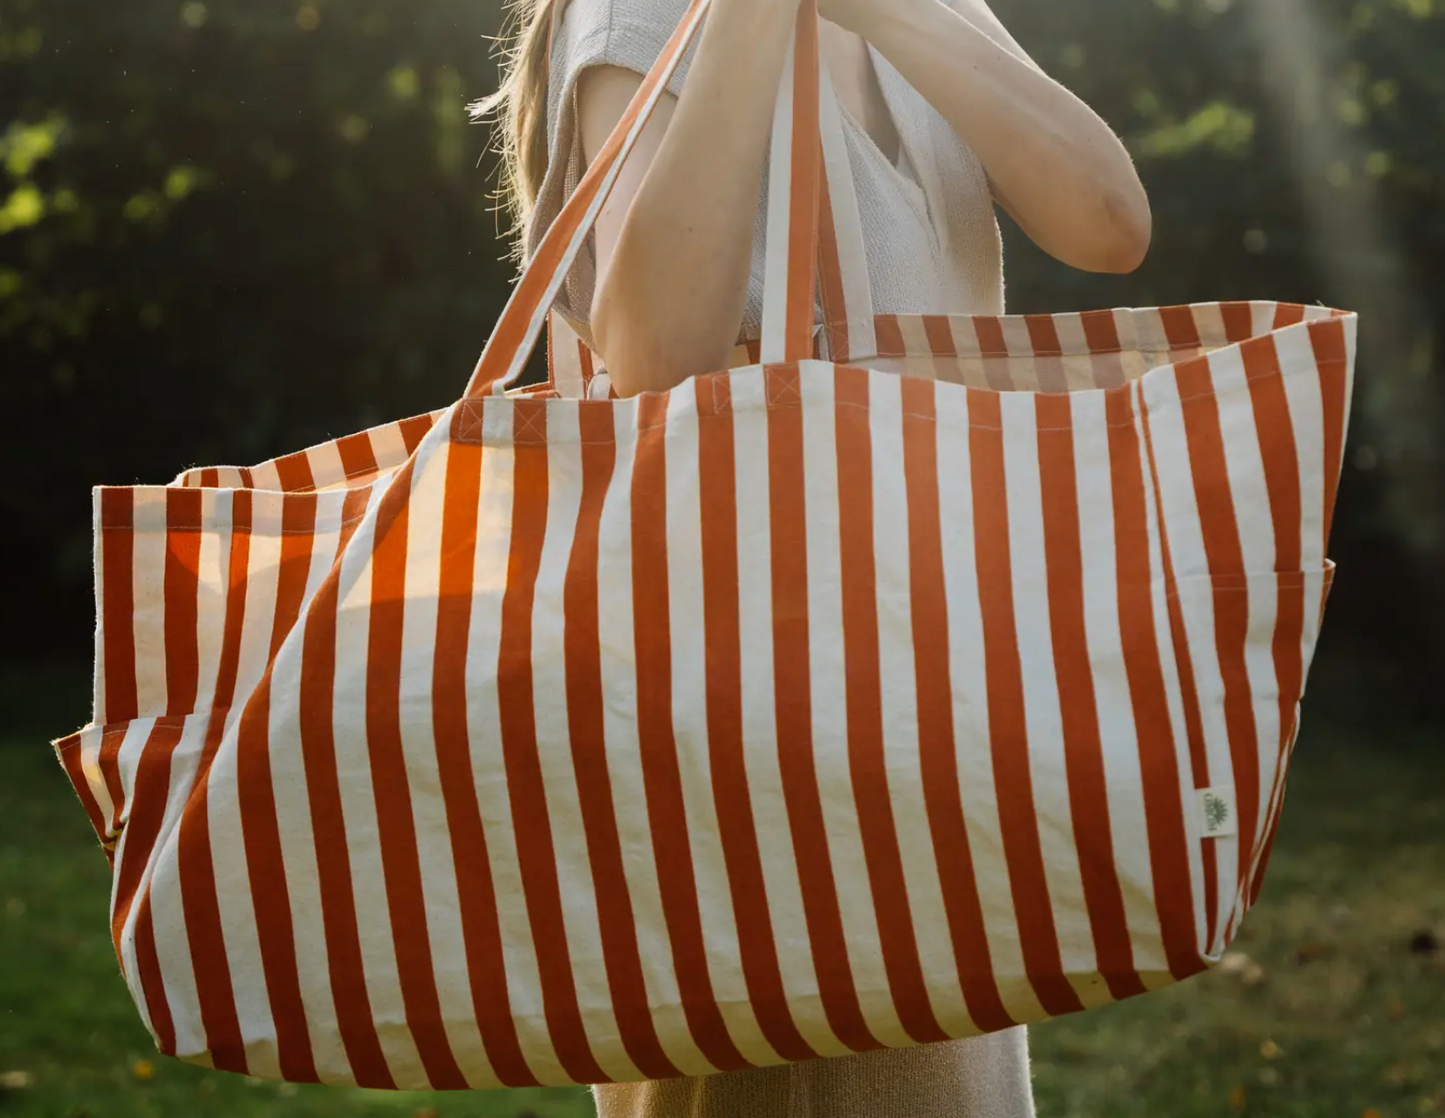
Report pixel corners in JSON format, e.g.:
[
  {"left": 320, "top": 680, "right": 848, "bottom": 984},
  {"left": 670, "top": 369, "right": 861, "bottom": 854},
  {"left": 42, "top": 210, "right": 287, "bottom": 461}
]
[{"left": 54, "top": 0, "right": 1356, "bottom": 1092}]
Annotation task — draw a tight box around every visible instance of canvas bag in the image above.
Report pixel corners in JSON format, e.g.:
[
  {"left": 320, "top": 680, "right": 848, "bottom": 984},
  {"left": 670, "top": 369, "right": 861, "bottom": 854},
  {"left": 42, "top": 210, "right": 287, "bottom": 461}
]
[{"left": 54, "top": 0, "right": 1357, "bottom": 1091}]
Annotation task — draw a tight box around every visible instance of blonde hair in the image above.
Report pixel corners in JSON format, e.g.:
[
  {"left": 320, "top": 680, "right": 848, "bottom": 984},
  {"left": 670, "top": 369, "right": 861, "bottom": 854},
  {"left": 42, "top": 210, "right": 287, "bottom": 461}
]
[{"left": 472, "top": 0, "right": 559, "bottom": 259}]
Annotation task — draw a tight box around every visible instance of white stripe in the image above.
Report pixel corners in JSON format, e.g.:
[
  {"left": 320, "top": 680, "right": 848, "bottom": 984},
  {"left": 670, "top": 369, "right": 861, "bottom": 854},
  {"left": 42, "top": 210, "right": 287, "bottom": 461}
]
[
  {"left": 141, "top": 717, "right": 209, "bottom": 1060},
  {"left": 193, "top": 489, "right": 229, "bottom": 712},
  {"left": 367, "top": 420, "right": 410, "bottom": 479},
  {"left": 1190, "top": 303, "right": 1227, "bottom": 349},
  {"left": 231, "top": 498, "right": 284, "bottom": 709},
  {"left": 93, "top": 494, "right": 108, "bottom": 723},
  {"left": 111, "top": 718, "right": 159, "bottom": 993},
  {"left": 131, "top": 492, "right": 169, "bottom": 720},
  {"left": 306, "top": 438, "right": 346, "bottom": 492},
  {"left": 998, "top": 392, "right": 1099, "bottom": 984},
  {"left": 78, "top": 726, "right": 118, "bottom": 840},
  {"left": 1276, "top": 327, "right": 1328, "bottom": 570}
]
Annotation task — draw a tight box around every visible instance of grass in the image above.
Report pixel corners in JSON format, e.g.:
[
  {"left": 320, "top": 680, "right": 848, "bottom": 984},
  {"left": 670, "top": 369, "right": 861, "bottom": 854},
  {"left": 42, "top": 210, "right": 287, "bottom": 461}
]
[{"left": 2, "top": 668, "right": 1442, "bottom": 1118}]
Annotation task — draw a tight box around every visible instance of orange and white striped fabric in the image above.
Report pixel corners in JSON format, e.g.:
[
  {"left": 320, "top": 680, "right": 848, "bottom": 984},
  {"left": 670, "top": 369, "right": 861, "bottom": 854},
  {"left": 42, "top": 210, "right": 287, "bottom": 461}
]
[{"left": 55, "top": 0, "right": 1355, "bottom": 1093}]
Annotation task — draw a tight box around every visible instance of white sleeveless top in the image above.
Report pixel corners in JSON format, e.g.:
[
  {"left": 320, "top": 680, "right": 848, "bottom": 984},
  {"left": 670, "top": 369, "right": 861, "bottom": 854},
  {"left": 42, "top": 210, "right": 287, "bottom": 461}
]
[{"left": 526, "top": 0, "right": 1006, "bottom": 350}]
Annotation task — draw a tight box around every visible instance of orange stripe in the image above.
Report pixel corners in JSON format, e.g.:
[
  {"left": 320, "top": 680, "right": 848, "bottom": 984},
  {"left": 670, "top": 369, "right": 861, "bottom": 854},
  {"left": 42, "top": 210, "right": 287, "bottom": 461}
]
[
  {"left": 967, "top": 388, "right": 1086, "bottom": 1016},
  {"left": 110, "top": 718, "right": 185, "bottom": 1059},
  {"left": 1169, "top": 355, "right": 1257, "bottom": 944},
  {"left": 1080, "top": 310, "right": 1122, "bottom": 355},
  {"left": 564, "top": 400, "right": 682, "bottom": 1078},
  {"left": 1159, "top": 306, "right": 1202, "bottom": 350},
  {"left": 784, "top": 0, "right": 822, "bottom": 364},
  {"left": 694, "top": 374, "right": 816, "bottom": 1061},
  {"left": 1220, "top": 302, "right": 1255, "bottom": 343},
  {"left": 1034, "top": 392, "right": 1143, "bottom": 999},
  {"left": 630, "top": 393, "right": 752, "bottom": 1070},
  {"left": 235, "top": 673, "right": 318, "bottom": 1082},
  {"left": 1139, "top": 383, "right": 1220, "bottom": 954},
  {"left": 874, "top": 314, "right": 905, "bottom": 359},
  {"left": 1026, "top": 315, "right": 1064, "bottom": 357},
  {"left": 973, "top": 317, "right": 1008, "bottom": 359},
  {"left": 1273, "top": 303, "right": 1306, "bottom": 329},
  {"left": 236, "top": 490, "right": 323, "bottom": 1082},
  {"left": 430, "top": 432, "right": 538, "bottom": 1087},
  {"left": 365, "top": 456, "right": 469, "bottom": 1088},
  {"left": 398, "top": 414, "right": 436, "bottom": 455},
  {"left": 497, "top": 399, "right": 609, "bottom": 1082},
  {"left": 1250, "top": 568, "right": 1335, "bottom": 908},
  {"left": 101, "top": 488, "right": 138, "bottom": 725},
  {"left": 291, "top": 488, "right": 396, "bottom": 1088},
  {"left": 97, "top": 725, "right": 128, "bottom": 841},
  {"left": 1105, "top": 386, "right": 1203, "bottom": 980},
  {"left": 175, "top": 488, "right": 252, "bottom": 1074},
  {"left": 337, "top": 431, "right": 380, "bottom": 482},
  {"left": 832, "top": 366, "right": 947, "bottom": 1043},
  {"left": 765, "top": 363, "right": 877, "bottom": 1052},
  {"left": 164, "top": 489, "right": 203, "bottom": 717},
  {"left": 899, "top": 376, "right": 1014, "bottom": 1033},
  {"left": 922, "top": 316, "right": 962, "bottom": 384},
  {"left": 132, "top": 892, "right": 177, "bottom": 1055},
  {"left": 270, "top": 494, "right": 318, "bottom": 657},
  {"left": 1310, "top": 319, "right": 1350, "bottom": 551},
  {"left": 1232, "top": 336, "right": 1302, "bottom": 937},
  {"left": 275, "top": 453, "right": 316, "bottom": 494},
  {"left": 56, "top": 735, "right": 110, "bottom": 855}
]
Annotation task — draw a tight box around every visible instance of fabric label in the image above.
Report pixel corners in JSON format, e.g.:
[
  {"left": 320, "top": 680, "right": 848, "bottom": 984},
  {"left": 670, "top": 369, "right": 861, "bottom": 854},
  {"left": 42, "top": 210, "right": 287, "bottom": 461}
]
[{"left": 1196, "top": 787, "right": 1238, "bottom": 839}]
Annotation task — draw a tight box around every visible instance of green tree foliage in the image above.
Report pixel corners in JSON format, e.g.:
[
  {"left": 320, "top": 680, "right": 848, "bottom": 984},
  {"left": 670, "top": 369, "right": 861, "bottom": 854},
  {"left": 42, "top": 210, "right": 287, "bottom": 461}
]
[{"left": 2, "top": 0, "right": 1442, "bottom": 709}]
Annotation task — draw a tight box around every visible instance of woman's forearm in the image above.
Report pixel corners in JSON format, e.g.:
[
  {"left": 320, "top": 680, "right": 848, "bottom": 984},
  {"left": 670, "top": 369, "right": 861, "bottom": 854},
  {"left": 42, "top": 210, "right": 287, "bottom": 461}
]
[
  {"left": 590, "top": 0, "right": 800, "bottom": 396},
  {"left": 860, "top": 0, "right": 1151, "bottom": 273}
]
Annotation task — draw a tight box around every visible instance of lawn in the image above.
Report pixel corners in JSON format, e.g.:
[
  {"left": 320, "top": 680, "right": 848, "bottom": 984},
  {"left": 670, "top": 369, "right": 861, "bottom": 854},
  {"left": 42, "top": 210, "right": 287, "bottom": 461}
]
[{"left": 2, "top": 668, "right": 1441, "bottom": 1118}]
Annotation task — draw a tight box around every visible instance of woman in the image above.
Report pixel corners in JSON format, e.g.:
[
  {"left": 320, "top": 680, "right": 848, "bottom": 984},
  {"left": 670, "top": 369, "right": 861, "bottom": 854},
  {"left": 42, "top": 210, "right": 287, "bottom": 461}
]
[{"left": 477, "top": 0, "right": 1150, "bottom": 1112}]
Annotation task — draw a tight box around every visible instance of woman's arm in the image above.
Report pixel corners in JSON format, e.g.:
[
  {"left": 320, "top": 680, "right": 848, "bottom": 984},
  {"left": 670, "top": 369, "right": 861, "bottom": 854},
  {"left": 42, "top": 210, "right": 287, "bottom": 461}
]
[
  {"left": 579, "top": 0, "right": 800, "bottom": 397},
  {"left": 825, "top": 0, "right": 1151, "bottom": 274}
]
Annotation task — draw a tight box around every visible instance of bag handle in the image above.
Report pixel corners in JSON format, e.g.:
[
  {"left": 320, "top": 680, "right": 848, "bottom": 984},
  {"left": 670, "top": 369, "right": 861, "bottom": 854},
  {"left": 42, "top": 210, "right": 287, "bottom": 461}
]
[{"left": 463, "top": 0, "right": 876, "bottom": 399}]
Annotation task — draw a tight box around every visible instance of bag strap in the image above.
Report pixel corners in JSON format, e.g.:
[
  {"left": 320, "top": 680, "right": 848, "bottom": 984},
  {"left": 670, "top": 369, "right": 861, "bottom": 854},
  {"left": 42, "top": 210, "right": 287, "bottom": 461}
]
[{"left": 464, "top": 0, "right": 876, "bottom": 399}]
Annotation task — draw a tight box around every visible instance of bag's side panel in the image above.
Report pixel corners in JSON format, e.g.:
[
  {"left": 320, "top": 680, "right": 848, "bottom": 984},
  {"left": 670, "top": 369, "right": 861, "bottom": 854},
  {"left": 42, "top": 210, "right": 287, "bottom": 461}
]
[{"left": 1137, "top": 314, "right": 1355, "bottom": 957}]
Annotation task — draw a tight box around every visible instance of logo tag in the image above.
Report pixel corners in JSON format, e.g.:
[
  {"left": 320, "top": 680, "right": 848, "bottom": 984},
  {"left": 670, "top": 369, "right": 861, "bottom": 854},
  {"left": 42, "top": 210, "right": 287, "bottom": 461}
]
[{"left": 1197, "top": 787, "right": 1238, "bottom": 838}]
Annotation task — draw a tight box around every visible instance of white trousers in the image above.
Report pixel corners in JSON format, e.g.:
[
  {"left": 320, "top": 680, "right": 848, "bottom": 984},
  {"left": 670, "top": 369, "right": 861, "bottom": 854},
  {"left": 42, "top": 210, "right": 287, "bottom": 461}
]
[{"left": 591, "top": 1028, "right": 1037, "bottom": 1118}]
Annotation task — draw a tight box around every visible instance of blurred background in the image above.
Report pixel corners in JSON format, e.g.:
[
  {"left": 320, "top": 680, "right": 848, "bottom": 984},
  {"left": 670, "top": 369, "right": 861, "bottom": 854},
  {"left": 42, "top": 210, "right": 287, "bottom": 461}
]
[{"left": 1, "top": 0, "right": 1441, "bottom": 1115}]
